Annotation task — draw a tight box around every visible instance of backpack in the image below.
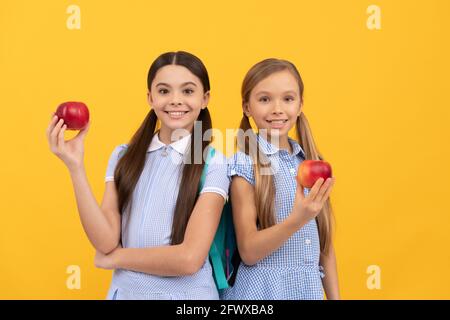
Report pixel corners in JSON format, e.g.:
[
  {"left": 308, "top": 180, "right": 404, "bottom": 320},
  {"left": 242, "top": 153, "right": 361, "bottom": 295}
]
[{"left": 199, "top": 147, "right": 240, "bottom": 291}]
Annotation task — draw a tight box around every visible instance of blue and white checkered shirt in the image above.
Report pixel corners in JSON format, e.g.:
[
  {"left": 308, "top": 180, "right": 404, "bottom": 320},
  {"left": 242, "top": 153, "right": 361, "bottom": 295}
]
[
  {"left": 221, "top": 134, "right": 325, "bottom": 300},
  {"left": 104, "top": 132, "right": 230, "bottom": 300}
]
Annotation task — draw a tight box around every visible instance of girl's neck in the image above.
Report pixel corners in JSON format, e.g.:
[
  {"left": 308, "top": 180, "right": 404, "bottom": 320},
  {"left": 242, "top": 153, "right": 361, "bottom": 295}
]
[
  {"left": 277, "top": 136, "right": 293, "bottom": 154},
  {"left": 158, "top": 125, "right": 192, "bottom": 145}
]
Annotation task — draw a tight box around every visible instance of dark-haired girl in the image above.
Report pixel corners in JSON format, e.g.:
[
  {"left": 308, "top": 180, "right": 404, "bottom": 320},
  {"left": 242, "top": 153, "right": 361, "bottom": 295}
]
[{"left": 47, "top": 51, "right": 229, "bottom": 300}]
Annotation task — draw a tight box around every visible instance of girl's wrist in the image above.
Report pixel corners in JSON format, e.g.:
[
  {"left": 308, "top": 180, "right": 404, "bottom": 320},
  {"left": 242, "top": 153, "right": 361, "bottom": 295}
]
[
  {"left": 68, "top": 163, "right": 85, "bottom": 175},
  {"left": 111, "top": 247, "right": 123, "bottom": 269},
  {"left": 286, "top": 211, "right": 306, "bottom": 231}
]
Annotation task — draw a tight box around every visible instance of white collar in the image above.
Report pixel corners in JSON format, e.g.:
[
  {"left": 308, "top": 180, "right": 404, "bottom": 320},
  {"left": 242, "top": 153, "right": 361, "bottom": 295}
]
[{"left": 147, "top": 131, "right": 191, "bottom": 155}]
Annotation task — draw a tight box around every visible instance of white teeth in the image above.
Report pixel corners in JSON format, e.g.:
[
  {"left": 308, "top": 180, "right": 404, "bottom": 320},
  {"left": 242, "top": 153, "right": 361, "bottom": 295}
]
[
  {"left": 268, "top": 120, "right": 287, "bottom": 124},
  {"left": 168, "top": 112, "right": 187, "bottom": 116}
]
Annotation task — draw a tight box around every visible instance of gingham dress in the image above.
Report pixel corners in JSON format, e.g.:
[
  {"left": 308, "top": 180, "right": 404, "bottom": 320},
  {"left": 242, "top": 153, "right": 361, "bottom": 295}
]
[
  {"left": 104, "top": 133, "right": 230, "bottom": 300},
  {"left": 221, "top": 134, "right": 325, "bottom": 300}
]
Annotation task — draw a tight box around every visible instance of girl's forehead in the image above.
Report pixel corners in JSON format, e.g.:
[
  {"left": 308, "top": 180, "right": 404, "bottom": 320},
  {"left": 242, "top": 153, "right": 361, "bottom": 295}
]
[
  {"left": 252, "top": 70, "right": 299, "bottom": 94},
  {"left": 152, "top": 65, "right": 202, "bottom": 87}
]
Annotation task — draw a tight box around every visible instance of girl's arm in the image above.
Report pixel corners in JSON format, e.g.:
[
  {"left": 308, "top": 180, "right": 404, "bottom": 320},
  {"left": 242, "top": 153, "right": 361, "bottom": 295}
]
[
  {"left": 231, "top": 176, "right": 334, "bottom": 266},
  {"left": 47, "top": 116, "right": 121, "bottom": 254},
  {"left": 69, "top": 169, "right": 121, "bottom": 254},
  {"left": 95, "top": 192, "right": 224, "bottom": 276},
  {"left": 320, "top": 245, "right": 341, "bottom": 300}
]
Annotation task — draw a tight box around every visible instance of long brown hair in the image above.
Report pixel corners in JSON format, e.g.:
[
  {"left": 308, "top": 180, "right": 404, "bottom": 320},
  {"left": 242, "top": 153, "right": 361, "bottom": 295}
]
[
  {"left": 239, "top": 58, "right": 335, "bottom": 255},
  {"left": 114, "top": 51, "right": 212, "bottom": 245}
]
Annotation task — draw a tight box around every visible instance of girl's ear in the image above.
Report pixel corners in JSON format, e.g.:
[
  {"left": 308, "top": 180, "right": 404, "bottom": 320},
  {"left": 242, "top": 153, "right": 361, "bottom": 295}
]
[
  {"left": 297, "top": 101, "right": 303, "bottom": 116},
  {"left": 147, "top": 91, "right": 153, "bottom": 106},
  {"left": 243, "top": 102, "right": 251, "bottom": 117},
  {"left": 202, "top": 91, "right": 210, "bottom": 109}
]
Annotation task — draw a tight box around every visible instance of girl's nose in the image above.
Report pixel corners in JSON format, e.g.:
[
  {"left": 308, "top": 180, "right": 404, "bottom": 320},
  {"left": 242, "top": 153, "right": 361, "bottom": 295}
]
[
  {"left": 169, "top": 95, "right": 183, "bottom": 106},
  {"left": 272, "top": 101, "right": 283, "bottom": 113},
  {"left": 168, "top": 91, "right": 183, "bottom": 105}
]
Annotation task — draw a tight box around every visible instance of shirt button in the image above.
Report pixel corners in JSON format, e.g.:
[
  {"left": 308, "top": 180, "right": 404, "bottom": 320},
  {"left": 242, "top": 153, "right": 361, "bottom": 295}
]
[
  {"left": 305, "top": 239, "right": 311, "bottom": 245},
  {"left": 161, "top": 147, "right": 168, "bottom": 157}
]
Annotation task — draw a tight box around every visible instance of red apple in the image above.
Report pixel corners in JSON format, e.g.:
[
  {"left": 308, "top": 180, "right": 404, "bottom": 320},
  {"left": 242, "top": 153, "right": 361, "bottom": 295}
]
[
  {"left": 55, "top": 101, "right": 89, "bottom": 130},
  {"left": 297, "top": 160, "right": 332, "bottom": 188}
]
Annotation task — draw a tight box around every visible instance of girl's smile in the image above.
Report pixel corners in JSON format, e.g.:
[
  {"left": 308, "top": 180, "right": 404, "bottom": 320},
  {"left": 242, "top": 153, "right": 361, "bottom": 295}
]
[
  {"left": 164, "top": 110, "right": 190, "bottom": 120},
  {"left": 266, "top": 118, "right": 289, "bottom": 129}
]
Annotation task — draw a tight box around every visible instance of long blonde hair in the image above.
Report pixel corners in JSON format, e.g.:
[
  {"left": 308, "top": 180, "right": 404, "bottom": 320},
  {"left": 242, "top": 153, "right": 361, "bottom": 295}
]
[{"left": 238, "top": 58, "right": 334, "bottom": 255}]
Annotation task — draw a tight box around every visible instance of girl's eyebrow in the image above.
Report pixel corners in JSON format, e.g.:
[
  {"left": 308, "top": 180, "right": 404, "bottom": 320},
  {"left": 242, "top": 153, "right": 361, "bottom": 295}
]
[
  {"left": 254, "top": 90, "right": 271, "bottom": 95},
  {"left": 254, "top": 90, "right": 298, "bottom": 95},
  {"left": 181, "top": 82, "right": 197, "bottom": 87},
  {"left": 155, "top": 82, "right": 197, "bottom": 87}
]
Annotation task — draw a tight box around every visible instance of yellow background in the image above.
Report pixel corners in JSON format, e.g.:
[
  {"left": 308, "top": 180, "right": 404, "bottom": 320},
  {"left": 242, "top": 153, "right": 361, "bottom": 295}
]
[{"left": 1, "top": 0, "right": 449, "bottom": 299}]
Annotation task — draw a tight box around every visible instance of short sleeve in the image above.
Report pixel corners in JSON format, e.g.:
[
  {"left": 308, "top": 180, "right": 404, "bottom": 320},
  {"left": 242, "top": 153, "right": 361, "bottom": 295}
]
[
  {"left": 227, "top": 151, "right": 255, "bottom": 186},
  {"left": 105, "top": 144, "right": 128, "bottom": 182},
  {"left": 199, "top": 150, "right": 230, "bottom": 201}
]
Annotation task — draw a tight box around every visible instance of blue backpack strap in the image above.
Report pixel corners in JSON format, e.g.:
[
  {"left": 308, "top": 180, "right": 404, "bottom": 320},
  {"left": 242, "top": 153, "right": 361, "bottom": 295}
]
[{"left": 198, "top": 147, "right": 230, "bottom": 290}]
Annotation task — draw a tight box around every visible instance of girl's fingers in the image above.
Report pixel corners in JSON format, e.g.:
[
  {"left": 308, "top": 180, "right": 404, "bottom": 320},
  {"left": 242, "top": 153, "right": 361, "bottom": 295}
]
[
  {"left": 307, "top": 178, "right": 325, "bottom": 201},
  {"left": 50, "top": 119, "right": 64, "bottom": 149},
  {"left": 319, "top": 177, "right": 335, "bottom": 204},
  {"left": 315, "top": 178, "right": 332, "bottom": 203},
  {"left": 46, "top": 115, "right": 59, "bottom": 142},
  {"left": 57, "top": 124, "right": 67, "bottom": 152}
]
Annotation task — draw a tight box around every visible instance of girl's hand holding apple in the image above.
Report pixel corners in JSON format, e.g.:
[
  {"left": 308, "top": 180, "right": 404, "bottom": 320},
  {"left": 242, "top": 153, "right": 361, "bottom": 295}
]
[
  {"left": 290, "top": 160, "right": 335, "bottom": 227},
  {"left": 46, "top": 102, "right": 90, "bottom": 172}
]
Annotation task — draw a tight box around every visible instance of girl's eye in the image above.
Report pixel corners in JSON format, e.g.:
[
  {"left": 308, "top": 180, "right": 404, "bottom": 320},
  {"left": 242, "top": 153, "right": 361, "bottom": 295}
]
[
  {"left": 259, "top": 96, "right": 270, "bottom": 103},
  {"left": 183, "top": 88, "right": 194, "bottom": 95},
  {"left": 159, "top": 88, "right": 169, "bottom": 95},
  {"left": 285, "top": 96, "right": 295, "bottom": 102}
]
